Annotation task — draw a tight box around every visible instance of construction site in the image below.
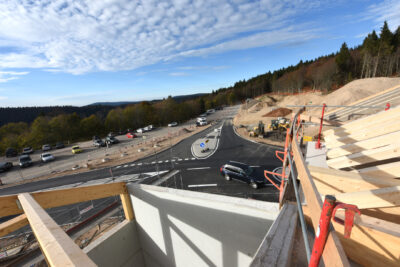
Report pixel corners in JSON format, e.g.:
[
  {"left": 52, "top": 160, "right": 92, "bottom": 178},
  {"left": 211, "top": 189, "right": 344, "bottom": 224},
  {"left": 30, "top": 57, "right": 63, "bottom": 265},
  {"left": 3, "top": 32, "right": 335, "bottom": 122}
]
[{"left": 1, "top": 78, "right": 400, "bottom": 267}]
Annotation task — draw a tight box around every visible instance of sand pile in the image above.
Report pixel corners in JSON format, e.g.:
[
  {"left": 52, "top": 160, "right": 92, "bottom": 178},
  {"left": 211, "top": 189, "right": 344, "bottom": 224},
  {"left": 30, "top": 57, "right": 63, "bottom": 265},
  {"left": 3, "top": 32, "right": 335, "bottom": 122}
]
[{"left": 263, "top": 108, "right": 292, "bottom": 117}]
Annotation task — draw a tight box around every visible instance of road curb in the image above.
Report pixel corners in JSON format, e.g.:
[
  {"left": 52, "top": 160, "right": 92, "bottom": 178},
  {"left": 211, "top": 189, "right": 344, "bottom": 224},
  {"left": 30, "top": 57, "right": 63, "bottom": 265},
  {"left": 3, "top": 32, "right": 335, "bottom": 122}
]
[
  {"left": 232, "top": 125, "right": 284, "bottom": 150},
  {"left": 191, "top": 123, "right": 222, "bottom": 159}
]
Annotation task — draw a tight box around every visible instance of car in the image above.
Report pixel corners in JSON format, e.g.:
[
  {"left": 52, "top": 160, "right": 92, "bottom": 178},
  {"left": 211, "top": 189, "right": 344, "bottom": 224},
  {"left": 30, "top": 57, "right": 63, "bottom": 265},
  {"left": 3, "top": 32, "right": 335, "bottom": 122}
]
[
  {"left": 220, "top": 162, "right": 267, "bottom": 189},
  {"left": 19, "top": 155, "right": 33, "bottom": 168},
  {"left": 41, "top": 153, "right": 55, "bottom": 163},
  {"left": 196, "top": 120, "right": 207, "bottom": 126},
  {"left": 0, "top": 162, "right": 13, "bottom": 172},
  {"left": 126, "top": 132, "right": 137, "bottom": 138},
  {"left": 55, "top": 142, "right": 65, "bottom": 149},
  {"left": 136, "top": 128, "right": 144, "bottom": 133},
  {"left": 22, "top": 147, "right": 34, "bottom": 155},
  {"left": 93, "top": 139, "right": 106, "bottom": 147},
  {"left": 42, "top": 144, "right": 52, "bottom": 151},
  {"left": 107, "top": 132, "right": 115, "bottom": 137},
  {"left": 93, "top": 136, "right": 101, "bottom": 142},
  {"left": 168, "top": 122, "right": 178, "bottom": 127},
  {"left": 106, "top": 136, "right": 119, "bottom": 144},
  {"left": 5, "top": 147, "right": 17, "bottom": 157},
  {"left": 71, "top": 146, "right": 82, "bottom": 154}
]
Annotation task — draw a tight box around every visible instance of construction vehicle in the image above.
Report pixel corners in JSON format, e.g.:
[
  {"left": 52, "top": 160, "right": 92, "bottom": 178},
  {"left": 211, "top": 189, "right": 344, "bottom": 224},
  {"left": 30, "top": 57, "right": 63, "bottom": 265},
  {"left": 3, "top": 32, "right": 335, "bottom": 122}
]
[
  {"left": 249, "top": 121, "right": 265, "bottom": 137},
  {"left": 268, "top": 117, "right": 290, "bottom": 132}
]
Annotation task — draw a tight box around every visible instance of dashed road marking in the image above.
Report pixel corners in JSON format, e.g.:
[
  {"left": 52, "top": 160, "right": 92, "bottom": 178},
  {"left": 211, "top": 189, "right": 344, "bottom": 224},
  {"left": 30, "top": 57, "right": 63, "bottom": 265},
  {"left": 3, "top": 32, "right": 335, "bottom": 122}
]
[
  {"left": 151, "top": 162, "right": 156, "bottom": 164},
  {"left": 123, "top": 165, "right": 128, "bottom": 168},
  {"left": 191, "top": 158, "right": 196, "bottom": 160},
  {"left": 171, "top": 159, "right": 176, "bottom": 162},
  {"left": 165, "top": 160, "right": 169, "bottom": 162},
  {"left": 178, "top": 159, "right": 183, "bottom": 161},
  {"left": 130, "top": 164, "right": 136, "bottom": 167},
  {"left": 188, "top": 184, "right": 217, "bottom": 188},
  {"left": 116, "top": 166, "right": 121, "bottom": 169},
  {"left": 187, "top": 167, "right": 211, "bottom": 170},
  {"left": 184, "top": 158, "right": 189, "bottom": 161},
  {"left": 158, "top": 161, "right": 163, "bottom": 163},
  {"left": 138, "top": 163, "right": 142, "bottom": 166}
]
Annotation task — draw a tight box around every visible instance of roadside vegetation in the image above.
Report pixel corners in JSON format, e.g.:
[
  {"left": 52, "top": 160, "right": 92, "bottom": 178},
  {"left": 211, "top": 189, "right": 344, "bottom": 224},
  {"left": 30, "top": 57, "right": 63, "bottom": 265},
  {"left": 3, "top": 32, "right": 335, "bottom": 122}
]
[{"left": 1, "top": 22, "right": 399, "bottom": 155}]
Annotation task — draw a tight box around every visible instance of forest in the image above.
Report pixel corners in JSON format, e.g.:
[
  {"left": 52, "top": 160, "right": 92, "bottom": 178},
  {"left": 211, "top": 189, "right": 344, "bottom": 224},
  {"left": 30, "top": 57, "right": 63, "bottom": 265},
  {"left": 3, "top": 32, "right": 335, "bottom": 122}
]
[{"left": 1, "top": 22, "right": 399, "bottom": 154}]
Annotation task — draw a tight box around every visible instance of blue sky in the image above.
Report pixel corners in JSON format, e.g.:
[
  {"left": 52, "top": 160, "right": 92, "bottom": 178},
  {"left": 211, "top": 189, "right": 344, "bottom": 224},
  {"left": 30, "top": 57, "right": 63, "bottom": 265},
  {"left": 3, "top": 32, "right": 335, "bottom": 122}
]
[{"left": 0, "top": 0, "right": 399, "bottom": 107}]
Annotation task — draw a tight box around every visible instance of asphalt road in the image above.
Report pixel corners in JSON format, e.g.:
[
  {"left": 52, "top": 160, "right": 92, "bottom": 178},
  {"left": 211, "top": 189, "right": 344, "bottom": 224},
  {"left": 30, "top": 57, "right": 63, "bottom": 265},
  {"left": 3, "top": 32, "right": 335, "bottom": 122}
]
[{"left": 0, "top": 118, "right": 283, "bottom": 202}]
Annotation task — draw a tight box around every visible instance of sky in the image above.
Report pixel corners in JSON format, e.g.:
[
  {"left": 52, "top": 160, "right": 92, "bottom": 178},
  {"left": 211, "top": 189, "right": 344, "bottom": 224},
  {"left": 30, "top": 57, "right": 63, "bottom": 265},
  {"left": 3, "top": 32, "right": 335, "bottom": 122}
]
[{"left": 0, "top": 0, "right": 399, "bottom": 107}]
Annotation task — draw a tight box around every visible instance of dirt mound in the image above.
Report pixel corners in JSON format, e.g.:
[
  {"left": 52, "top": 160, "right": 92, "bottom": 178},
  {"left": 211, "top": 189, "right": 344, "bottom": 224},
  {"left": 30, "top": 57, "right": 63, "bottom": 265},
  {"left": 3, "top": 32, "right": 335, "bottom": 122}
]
[
  {"left": 249, "top": 102, "right": 264, "bottom": 113},
  {"left": 263, "top": 108, "right": 292, "bottom": 117}
]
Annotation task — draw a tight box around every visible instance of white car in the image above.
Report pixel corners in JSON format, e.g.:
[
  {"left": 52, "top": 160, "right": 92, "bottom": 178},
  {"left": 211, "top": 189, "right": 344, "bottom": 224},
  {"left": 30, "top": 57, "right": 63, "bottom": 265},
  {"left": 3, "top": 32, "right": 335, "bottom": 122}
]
[
  {"left": 168, "top": 122, "right": 178, "bottom": 127},
  {"left": 137, "top": 128, "right": 144, "bottom": 133},
  {"left": 41, "top": 153, "right": 55, "bottom": 163}
]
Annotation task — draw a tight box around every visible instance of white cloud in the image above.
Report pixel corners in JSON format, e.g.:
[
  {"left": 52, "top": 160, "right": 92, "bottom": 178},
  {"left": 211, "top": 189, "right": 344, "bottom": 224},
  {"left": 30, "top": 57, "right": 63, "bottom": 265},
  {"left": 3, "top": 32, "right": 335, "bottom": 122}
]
[
  {"left": 169, "top": 72, "right": 189, "bottom": 76},
  {"left": 367, "top": 0, "right": 400, "bottom": 30},
  {"left": 0, "top": 0, "right": 322, "bottom": 74},
  {"left": 0, "top": 70, "right": 29, "bottom": 83}
]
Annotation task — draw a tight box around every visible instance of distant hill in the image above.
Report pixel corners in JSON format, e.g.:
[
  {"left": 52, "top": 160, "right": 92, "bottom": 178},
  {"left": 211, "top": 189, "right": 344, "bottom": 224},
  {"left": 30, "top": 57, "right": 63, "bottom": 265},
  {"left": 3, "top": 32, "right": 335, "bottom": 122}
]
[{"left": 89, "top": 93, "right": 207, "bottom": 106}]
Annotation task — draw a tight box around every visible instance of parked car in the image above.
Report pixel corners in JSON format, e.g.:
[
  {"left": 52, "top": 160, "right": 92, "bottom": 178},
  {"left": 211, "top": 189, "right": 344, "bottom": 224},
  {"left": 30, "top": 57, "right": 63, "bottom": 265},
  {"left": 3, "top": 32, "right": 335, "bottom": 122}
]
[
  {"left": 107, "top": 132, "right": 115, "bottom": 137},
  {"left": 168, "top": 122, "right": 178, "bottom": 127},
  {"left": 93, "top": 135, "right": 101, "bottom": 141},
  {"left": 220, "top": 162, "right": 267, "bottom": 189},
  {"left": 22, "top": 147, "right": 34, "bottom": 155},
  {"left": 196, "top": 120, "right": 207, "bottom": 126},
  {"left": 0, "top": 162, "right": 13, "bottom": 172},
  {"left": 93, "top": 139, "right": 106, "bottom": 147},
  {"left": 55, "top": 142, "right": 65, "bottom": 149},
  {"left": 41, "top": 153, "right": 55, "bottom": 163},
  {"left": 71, "top": 146, "right": 82, "bottom": 154},
  {"left": 19, "top": 155, "right": 33, "bottom": 168},
  {"left": 5, "top": 147, "right": 17, "bottom": 157},
  {"left": 126, "top": 132, "right": 137, "bottom": 138},
  {"left": 106, "top": 136, "right": 119, "bottom": 144},
  {"left": 42, "top": 144, "right": 52, "bottom": 151},
  {"left": 136, "top": 128, "right": 144, "bottom": 133}
]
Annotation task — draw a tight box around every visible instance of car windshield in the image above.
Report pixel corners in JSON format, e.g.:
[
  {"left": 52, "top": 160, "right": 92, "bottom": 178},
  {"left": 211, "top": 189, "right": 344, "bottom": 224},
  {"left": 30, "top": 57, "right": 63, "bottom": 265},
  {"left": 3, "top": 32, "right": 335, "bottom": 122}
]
[
  {"left": 73, "top": 146, "right": 79, "bottom": 149},
  {"left": 42, "top": 153, "right": 51, "bottom": 157},
  {"left": 20, "top": 157, "right": 30, "bottom": 162},
  {"left": 244, "top": 166, "right": 253, "bottom": 175}
]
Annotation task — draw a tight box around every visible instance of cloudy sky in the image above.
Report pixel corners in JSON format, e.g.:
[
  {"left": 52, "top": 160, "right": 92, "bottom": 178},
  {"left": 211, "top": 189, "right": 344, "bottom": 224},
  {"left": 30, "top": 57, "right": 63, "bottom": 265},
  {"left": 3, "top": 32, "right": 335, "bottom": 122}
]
[{"left": 0, "top": 0, "right": 399, "bottom": 106}]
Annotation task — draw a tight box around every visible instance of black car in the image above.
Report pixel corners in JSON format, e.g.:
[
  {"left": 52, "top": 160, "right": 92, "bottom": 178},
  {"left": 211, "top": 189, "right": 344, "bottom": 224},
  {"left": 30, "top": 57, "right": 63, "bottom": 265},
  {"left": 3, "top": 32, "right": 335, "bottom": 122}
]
[
  {"left": 5, "top": 147, "right": 17, "bottom": 157},
  {"left": 19, "top": 155, "right": 33, "bottom": 168},
  {"left": 0, "top": 162, "right": 13, "bottom": 172},
  {"left": 55, "top": 142, "right": 65, "bottom": 149},
  {"left": 105, "top": 136, "right": 119, "bottom": 145},
  {"left": 220, "top": 162, "right": 267, "bottom": 189}
]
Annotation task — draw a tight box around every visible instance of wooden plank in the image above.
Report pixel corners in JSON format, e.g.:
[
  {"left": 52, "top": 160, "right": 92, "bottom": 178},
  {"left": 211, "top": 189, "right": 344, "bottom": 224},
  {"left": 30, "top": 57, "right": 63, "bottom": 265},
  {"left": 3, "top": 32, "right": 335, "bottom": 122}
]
[
  {"left": 325, "top": 122, "right": 400, "bottom": 149},
  {"left": 334, "top": 186, "right": 400, "bottom": 209},
  {"left": 309, "top": 165, "right": 400, "bottom": 195},
  {"left": 326, "top": 143, "right": 400, "bottom": 169},
  {"left": 120, "top": 193, "right": 134, "bottom": 221},
  {"left": 303, "top": 206, "right": 400, "bottom": 267},
  {"left": 0, "top": 214, "right": 28, "bottom": 237},
  {"left": 324, "top": 105, "right": 400, "bottom": 138},
  {"left": 326, "top": 131, "right": 400, "bottom": 159},
  {"left": 361, "top": 206, "right": 400, "bottom": 224},
  {"left": 356, "top": 161, "right": 400, "bottom": 179},
  {"left": 18, "top": 193, "right": 96, "bottom": 267},
  {"left": 324, "top": 85, "right": 400, "bottom": 116},
  {"left": 0, "top": 182, "right": 127, "bottom": 217},
  {"left": 292, "top": 140, "right": 350, "bottom": 267},
  {"left": 250, "top": 203, "right": 298, "bottom": 267}
]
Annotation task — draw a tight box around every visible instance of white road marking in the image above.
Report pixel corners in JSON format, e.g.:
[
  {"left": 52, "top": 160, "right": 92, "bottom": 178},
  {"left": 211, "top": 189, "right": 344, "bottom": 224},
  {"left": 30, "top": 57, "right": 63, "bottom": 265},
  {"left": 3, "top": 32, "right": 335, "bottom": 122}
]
[
  {"left": 178, "top": 159, "right": 183, "bottom": 161},
  {"left": 165, "top": 160, "right": 169, "bottom": 162},
  {"left": 229, "top": 160, "right": 246, "bottom": 165},
  {"left": 138, "top": 163, "right": 142, "bottom": 166},
  {"left": 184, "top": 158, "right": 189, "bottom": 160},
  {"left": 187, "top": 167, "right": 211, "bottom": 170},
  {"left": 171, "top": 159, "right": 176, "bottom": 162},
  {"left": 130, "top": 164, "right": 136, "bottom": 167},
  {"left": 188, "top": 184, "right": 217, "bottom": 188},
  {"left": 115, "top": 166, "right": 121, "bottom": 169},
  {"left": 191, "top": 158, "right": 196, "bottom": 160},
  {"left": 158, "top": 161, "right": 163, "bottom": 163},
  {"left": 151, "top": 162, "right": 156, "bottom": 164},
  {"left": 123, "top": 165, "right": 128, "bottom": 168}
]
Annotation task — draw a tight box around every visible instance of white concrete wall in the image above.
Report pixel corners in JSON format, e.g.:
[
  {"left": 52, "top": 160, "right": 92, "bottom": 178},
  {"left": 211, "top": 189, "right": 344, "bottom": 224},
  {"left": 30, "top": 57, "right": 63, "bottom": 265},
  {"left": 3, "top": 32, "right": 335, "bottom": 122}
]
[
  {"left": 128, "top": 184, "right": 279, "bottom": 267},
  {"left": 84, "top": 220, "right": 145, "bottom": 267}
]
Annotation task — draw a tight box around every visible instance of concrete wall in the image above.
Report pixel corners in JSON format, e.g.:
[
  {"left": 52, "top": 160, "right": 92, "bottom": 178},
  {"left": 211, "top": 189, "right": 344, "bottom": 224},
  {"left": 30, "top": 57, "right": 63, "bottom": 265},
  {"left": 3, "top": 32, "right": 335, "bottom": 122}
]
[
  {"left": 84, "top": 220, "right": 145, "bottom": 267},
  {"left": 128, "top": 184, "right": 279, "bottom": 267}
]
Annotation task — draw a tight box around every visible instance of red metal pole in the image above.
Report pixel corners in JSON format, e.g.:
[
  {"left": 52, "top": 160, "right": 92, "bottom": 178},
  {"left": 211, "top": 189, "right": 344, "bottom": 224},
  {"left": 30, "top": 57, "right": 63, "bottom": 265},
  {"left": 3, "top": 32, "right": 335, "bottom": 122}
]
[
  {"left": 316, "top": 103, "right": 326, "bottom": 149},
  {"left": 309, "top": 195, "right": 336, "bottom": 267}
]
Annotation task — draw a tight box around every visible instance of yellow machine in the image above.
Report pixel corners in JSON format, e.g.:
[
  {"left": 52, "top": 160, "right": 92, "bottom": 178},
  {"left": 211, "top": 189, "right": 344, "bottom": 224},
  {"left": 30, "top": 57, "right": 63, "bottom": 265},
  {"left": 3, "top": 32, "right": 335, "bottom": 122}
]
[
  {"left": 249, "top": 121, "right": 265, "bottom": 137},
  {"left": 269, "top": 117, "right": 290, "bottom": 132}
]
